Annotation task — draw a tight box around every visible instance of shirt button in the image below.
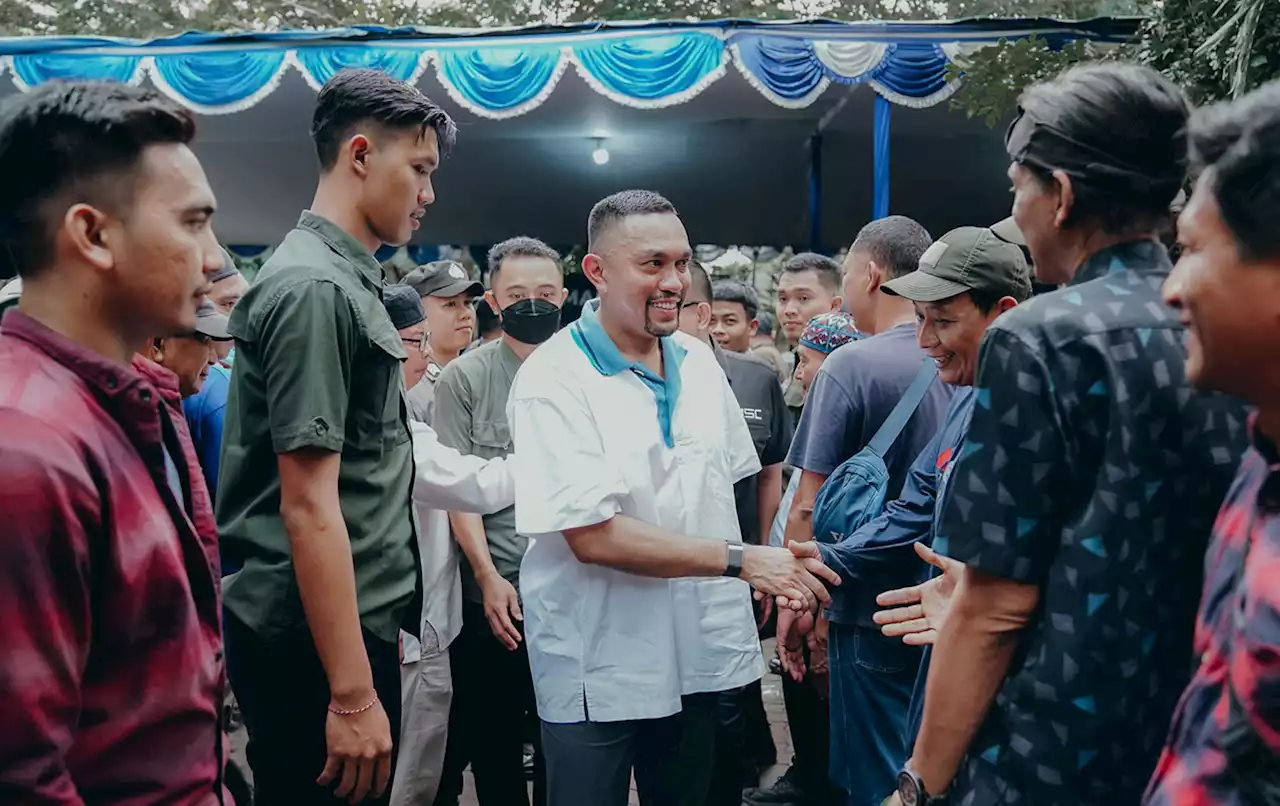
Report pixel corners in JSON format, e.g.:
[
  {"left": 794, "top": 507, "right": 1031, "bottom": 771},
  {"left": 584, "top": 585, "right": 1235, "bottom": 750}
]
[
  {"left": 139, "top": 389, "right": 152, "bottom": 403},
  {"left": 106, "top": 375, "right": 118, "bottom": 390}
]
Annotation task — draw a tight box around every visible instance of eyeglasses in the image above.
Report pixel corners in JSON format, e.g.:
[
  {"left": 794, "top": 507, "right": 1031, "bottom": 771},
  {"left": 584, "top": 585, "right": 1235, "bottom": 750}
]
[
  {"left": 681, "top": 301, "right": 704, "bottom": 310},
  {"left": 401, "top": 331, "right": 431, "bottom": 355}
]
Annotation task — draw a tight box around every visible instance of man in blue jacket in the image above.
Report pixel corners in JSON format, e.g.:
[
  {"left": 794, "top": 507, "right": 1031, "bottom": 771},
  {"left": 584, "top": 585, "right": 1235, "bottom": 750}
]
[{"left": 785, "top": 226, "right": 1031, "bottom": 806}]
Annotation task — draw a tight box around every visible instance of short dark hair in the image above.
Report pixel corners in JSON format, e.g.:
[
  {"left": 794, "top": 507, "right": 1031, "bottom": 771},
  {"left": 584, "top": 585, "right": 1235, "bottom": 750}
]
[
  {"left": 850, "top": 216, "right": 933, "bottom": 280},
  {"left": 487, "top": 236, "right": 562, "bottom": 280},
  {"left": 587, "top": 189, "right": 677, "bottom": 251},
  {"left": 0, "top": 81, "right": 196, "bottom": 280},
  {"left": 312, "top": 68, "right": 457, "bottom": 171},
  {"left": 1187, "top": 80, "right": 1280, "bottom": 262},
  {"left": 712, "top": 279, "right": 759, "bottom": 321},
  {"left": 688, "top": 259, "right": 712, "bottom": 304},
  {"left": 756, "top": 309, "right": 774, "bottom": 337},
  {"left": 781, "top": 252, "right": 841, "bottom": 293},
  {"left": 1017, "top": 62, "right": 1190, "bottom": 235}
]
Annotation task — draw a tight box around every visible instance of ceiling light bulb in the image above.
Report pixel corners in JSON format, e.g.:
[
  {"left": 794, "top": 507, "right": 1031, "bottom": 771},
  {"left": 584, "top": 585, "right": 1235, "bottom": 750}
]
[{"left": 592, "top": 146, "right": 610, "bottom": 165}]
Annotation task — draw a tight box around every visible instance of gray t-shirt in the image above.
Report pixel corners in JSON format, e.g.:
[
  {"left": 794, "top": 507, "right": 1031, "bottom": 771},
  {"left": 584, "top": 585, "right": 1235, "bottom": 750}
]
[
  {"left": 432, "top": 339, "right": 523, "bottom": 603},
  {"left": 786, "top": 322, "right": 953, "bottom": 502}
]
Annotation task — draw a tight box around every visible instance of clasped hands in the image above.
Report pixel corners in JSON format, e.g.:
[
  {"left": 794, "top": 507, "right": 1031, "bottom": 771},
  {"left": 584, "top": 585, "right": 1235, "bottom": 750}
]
[{"left": 770, "top": 540, "right": 963, "bottom": 682}]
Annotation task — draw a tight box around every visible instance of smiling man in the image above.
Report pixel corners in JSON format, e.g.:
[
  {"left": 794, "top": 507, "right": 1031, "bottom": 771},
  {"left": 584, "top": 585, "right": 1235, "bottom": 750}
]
[
  {"left": 508, "top": 190, "right": 839, "bottom": 806},
  {"left": 784, "top": 227, "right": 1031, "bottom": 806},
  {"left": 775, "top": 253, "right": 843, "bottom": 420},
  {"left": 1145, "top": 80, "right": 1280, "bottom": 806},
  {"left": 217, "top": 68, "right": 456, "bottom": 806}
]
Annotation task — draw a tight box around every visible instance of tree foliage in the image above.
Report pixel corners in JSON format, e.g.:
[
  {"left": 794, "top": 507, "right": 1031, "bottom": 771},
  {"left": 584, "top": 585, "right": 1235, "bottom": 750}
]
[{"left": 952, "top": 0, "right": 1280, "bottom": 124}]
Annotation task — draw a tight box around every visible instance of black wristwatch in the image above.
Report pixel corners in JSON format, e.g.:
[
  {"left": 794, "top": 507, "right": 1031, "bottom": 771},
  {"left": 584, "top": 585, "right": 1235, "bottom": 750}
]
[
  {"left": 723, "top": 542, "right": 744, "bottom": 578},
  {"left": 897, "top": 765, "right": 947, "bottom": 806}
]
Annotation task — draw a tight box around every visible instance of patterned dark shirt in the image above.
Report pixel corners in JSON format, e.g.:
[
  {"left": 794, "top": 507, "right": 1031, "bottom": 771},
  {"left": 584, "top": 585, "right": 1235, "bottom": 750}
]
[
  {"left": 936, "top": 240, "right": 1250, "bottom": 804},
  {"left": 1145, "top": 422, "right": 1280, "bottom": 806},
  {"left": 0, "top": 311, "right": 227, "bottom": 804}
]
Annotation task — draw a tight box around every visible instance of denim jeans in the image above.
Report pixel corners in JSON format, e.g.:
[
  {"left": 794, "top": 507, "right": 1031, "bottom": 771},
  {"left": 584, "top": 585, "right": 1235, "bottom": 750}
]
[{"left": 827, "top": 623, "right": 922, "bottom": 806}]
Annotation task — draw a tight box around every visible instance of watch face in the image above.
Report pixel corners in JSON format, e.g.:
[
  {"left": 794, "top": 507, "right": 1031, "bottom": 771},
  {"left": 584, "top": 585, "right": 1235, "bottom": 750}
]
[{"left": 897, "top": 770, "right": 922, "bottom": 806}]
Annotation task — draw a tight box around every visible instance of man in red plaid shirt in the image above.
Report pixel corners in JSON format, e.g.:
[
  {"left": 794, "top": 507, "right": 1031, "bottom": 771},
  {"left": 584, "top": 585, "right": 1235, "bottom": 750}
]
[
  {"left": 1147, "top": 80, "right": 1280, "bottom": 804},
  {"left": 0, "top": 81, "right": 230, "bottom": 803}
]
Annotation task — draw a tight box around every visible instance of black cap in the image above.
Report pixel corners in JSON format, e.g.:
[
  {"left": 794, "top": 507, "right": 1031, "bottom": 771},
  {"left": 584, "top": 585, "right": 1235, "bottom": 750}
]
[
  {"left": 882, "top": 226, "right": 1032, "bottom": 303},
  {"left": 384, "top": 284, "right": 426, "bottom": 330},
  {"left": 402, "top": 260, "right": 483, "bottom": 299}
]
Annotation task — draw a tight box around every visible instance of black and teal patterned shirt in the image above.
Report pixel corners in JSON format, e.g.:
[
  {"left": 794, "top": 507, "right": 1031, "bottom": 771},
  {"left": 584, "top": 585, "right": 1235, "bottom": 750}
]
[{"left": 936, "top": 240, "right": 1250, "bottom": 804}]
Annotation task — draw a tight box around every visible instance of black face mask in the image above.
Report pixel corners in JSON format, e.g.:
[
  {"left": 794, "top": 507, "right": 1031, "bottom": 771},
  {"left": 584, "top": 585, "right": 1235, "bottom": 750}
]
[{"left": 500, "top": 298, "right": 561, "bottom": 345}]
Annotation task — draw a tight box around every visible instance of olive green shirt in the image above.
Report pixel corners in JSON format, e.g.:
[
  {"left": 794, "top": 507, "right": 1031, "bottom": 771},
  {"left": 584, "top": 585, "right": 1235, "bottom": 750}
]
[
  {"left": 432, "top": 338, "right": 523, "bottom": 603},
  {"left": 217, "top": 211, "right": 420, "bottom": 643}
]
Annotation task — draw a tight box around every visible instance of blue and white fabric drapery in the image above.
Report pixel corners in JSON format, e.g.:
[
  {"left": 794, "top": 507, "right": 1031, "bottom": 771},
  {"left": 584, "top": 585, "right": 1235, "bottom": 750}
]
[{"left": 0, "top": 19, "right": 1134, "bottom": 117}]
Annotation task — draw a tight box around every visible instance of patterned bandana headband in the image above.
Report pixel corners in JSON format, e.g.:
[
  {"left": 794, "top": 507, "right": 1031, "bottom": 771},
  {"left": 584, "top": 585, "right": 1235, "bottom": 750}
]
[{"left": 799, "top": 311, "right": 862, "bottom": 354}]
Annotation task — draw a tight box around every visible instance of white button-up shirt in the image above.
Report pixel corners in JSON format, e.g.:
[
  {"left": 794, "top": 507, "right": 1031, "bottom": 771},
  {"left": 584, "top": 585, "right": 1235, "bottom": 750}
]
[
  {"left": 401, "top": 420, "right": 514, "bottom": 663},
  {"left": 509, "top": 302, "right": 762, "bottom": 724}
]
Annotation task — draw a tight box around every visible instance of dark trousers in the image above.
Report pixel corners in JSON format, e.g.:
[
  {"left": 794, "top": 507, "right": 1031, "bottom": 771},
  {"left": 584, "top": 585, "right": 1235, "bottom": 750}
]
[
  {"left": 676, "top": 689, "right": 749, "bottom": 806},
  {"left": 782, "top": 652, "right": 842, "bottom": 803},
  {"left": 435, "top": 600, "right": 544, "bottom": 806},
  {"left": 741, "top": 679, "right": 777, "bottom": 774},
  {"left": 542, "top": 715, "right": 682, "bottom": 806},
  {"left": 224, "top": 613, "right": 402, "bottom": 806}
]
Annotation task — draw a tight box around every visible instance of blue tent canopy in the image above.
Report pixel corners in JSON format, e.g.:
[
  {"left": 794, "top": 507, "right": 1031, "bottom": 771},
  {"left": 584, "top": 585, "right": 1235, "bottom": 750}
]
[{"left": 0, "top": 18, "right": 1136, "bottom": 247}]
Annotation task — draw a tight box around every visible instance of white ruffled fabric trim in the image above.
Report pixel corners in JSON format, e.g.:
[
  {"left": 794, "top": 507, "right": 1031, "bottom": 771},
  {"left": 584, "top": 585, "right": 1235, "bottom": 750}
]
[
  {"left": 811, "top": 40, "right": 887, "bottom": 80},
  {"left": 870, "top": 75, "right": 963, "bottom": 108},
  {"left": 567, "top": 45, "right": 726, "bottom": 110},
  {"left": 286, "top": 49, "right": 327, "bottom": 93},
  {"left": 727, "top": 42, "right": 829, "bottom": 110},
  {"left": 430, "top": 46, "right": 572, "bottom": 120},
  {"left": 143, "top": 54, "right": 290, "bottom": 115}
]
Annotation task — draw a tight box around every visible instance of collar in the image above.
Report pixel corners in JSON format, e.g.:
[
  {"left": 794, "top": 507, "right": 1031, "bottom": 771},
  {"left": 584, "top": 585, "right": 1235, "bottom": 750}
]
[
  {"left": 131, "top": 355, "right": 183, "bottom": 408},
  {"left": 571, "top": 298, "right": 687, "bottom": 447},
  {"left": 1, "top": 309, "right": 162, "bottom": 409},
  {"left": 1073, "top": 238, "right": 1171, "bottom": 286},
  {"left": 296, "top": 211, "right": 385, "bottom": 292}
]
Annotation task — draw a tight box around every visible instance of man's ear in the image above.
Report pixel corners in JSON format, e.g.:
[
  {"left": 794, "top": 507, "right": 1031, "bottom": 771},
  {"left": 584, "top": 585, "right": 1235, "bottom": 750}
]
[
  {"left": 697, "top": 301, "right": 712, "bottom": 331},
  {"left": 865, "top": 261, "right": 885, "bottom": 294},
  {"left": 748, "top": 318, "right": 759, "bottom": 338},
  {"left": 347, "top": 133, "right": 373, "bottom": 179},
  {"left": 582, "top": 253, "right": 606, "bottom": 292},
  {"left": 484, "top": 289, "right": 500, "bottom": 315},
  {"left": 829, "top": 295, "right": 843, "bottom": 313},
  {"left": 1051, "top": 169, "right": 1075, "bottom": 229}
]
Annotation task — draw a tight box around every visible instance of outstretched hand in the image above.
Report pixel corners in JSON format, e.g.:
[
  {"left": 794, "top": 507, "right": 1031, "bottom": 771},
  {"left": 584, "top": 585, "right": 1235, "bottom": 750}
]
[{"left": 872, "top": 541, "right": 962, "bottom": 646}]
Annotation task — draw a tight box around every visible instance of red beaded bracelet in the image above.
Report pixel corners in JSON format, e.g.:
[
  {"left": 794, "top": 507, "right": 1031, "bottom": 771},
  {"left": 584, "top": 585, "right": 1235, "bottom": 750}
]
[{"left": 327, "top": 694, "right": 379, "bottom": 716}]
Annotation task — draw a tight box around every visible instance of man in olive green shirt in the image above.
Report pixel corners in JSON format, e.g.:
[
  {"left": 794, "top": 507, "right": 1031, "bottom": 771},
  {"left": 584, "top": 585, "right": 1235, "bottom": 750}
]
[
  {"left": 433, "top": 236, "right": 566, "bottom": 806},
  {"left": 216, "top": 68, "right": 455, "bottom": 806}
]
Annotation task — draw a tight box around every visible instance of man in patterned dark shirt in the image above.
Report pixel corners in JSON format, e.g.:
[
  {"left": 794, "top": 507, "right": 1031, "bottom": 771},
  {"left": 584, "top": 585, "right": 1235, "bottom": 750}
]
[
  {"left": 892, "top": 63, "right": 1251, "bottom": 806},
  {"left": 1145, "top": 80, "right": 1280, "bottom": 805}
]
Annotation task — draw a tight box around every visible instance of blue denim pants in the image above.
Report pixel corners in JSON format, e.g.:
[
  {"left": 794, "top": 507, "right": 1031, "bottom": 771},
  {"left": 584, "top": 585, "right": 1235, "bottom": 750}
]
[{"left": 827, "top": 622, "right": 923, "bottom": 806}]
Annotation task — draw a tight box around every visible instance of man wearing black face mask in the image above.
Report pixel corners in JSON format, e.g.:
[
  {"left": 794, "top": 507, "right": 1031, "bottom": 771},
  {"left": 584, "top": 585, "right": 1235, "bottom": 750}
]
[{"left": 432, "top": 236, "right": 565, "bottom": 806}]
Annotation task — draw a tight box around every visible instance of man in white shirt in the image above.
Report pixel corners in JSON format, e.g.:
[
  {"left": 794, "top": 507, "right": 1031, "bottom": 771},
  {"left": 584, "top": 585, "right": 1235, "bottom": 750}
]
[{"left": 509, "top": 189, "right": 839, "bottom": 806}]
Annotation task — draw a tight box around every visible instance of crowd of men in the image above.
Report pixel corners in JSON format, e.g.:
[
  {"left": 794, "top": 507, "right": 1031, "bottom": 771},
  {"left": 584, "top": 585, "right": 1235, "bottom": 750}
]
[{"left": 0, "top": 57, "right": 1278, "bottom": 806}]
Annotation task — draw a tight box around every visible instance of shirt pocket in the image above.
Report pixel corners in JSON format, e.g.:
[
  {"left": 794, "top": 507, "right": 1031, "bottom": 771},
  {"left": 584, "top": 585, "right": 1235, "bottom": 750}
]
[
  {"left": 471, "top": 419, "right": 512, "bottom": 461},
  {"left": 349, "top": 325, "right": 410, "bottom": 453}
]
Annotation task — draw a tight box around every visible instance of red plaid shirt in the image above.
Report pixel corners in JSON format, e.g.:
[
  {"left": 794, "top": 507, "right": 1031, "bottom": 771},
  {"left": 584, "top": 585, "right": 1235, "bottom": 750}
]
[
  {"left": 0, "top": 310, "right": 228, "bottom": 805},
  {"left": 1145, "top": 419, "right": 1280, "bottom": 805}
]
